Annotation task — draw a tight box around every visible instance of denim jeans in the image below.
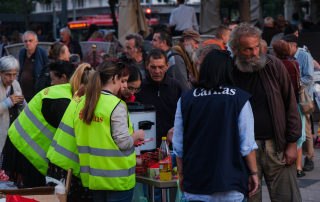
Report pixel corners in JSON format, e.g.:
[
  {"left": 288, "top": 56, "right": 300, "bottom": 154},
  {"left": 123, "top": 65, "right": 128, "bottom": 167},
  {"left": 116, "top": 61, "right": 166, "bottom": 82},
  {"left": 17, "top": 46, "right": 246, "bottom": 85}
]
[{"left": 91, "top": 189, "right": 134, "bottom": 202}]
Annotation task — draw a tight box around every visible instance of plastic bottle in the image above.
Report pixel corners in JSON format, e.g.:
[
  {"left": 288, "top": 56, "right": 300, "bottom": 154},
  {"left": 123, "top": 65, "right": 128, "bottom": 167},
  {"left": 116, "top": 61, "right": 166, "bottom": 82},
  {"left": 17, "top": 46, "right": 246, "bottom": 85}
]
[{"left": 159, "top": 137, "right": 172, "bottom": 181}]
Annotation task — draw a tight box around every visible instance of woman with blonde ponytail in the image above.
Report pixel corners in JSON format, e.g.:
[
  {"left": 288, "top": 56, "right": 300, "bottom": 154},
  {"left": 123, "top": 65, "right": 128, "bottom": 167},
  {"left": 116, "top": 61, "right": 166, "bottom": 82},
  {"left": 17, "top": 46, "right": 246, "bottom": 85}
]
[
  {"left": 46, "top": 63, "right": 95, "bottom": 201},
  {"left": 74, "top": 60, "right": 145, "bottom": 202}
]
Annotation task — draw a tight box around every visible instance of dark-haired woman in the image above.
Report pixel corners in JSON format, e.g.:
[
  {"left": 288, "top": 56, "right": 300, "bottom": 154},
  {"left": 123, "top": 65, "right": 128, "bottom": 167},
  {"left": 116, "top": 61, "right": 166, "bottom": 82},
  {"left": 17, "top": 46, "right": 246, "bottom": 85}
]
[
  {"left": 74, "top": 60, "right": 145, "bottom": 202},
  {"left": 272, "top": 40, "right": 306, "bottom": 178},
  {"left": 121, "top": 65, "right": 142, "bottom": 102},
  {"left": 49, "top": 60, "right": 74, "bottom": 86},
  {"left": 5, "top": 61, "right": 75, "bottom": 188},
  {"left": 35, "top": 42, "right": 71, "bottom": 93},
  {"left": 172, "top": 50, "right": 258, "bottom": 202}
]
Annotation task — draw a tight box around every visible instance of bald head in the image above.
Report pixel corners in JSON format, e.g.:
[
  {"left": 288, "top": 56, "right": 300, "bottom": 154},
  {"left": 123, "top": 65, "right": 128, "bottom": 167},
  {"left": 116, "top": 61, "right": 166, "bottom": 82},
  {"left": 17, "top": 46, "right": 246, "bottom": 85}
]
[{"left": 264, "top": 17, "right": 274, "bottom": 27}]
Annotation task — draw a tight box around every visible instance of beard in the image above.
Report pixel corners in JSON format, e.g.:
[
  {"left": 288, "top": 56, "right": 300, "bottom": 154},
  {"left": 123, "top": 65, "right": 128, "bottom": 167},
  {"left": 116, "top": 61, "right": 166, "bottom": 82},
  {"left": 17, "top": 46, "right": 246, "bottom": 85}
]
[
  {"left": 185, "top": 44, "right": 197, "bottom": 63},
  {"left": 235, "top": 51, "right": 266, "bottom": 72}
]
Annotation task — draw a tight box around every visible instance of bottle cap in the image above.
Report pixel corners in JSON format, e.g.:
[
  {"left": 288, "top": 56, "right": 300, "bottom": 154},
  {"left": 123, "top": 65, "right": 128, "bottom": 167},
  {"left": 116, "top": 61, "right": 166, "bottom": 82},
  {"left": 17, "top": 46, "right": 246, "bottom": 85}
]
[{"left": 162, "top": 137, "right": 167, "bottom": 140}]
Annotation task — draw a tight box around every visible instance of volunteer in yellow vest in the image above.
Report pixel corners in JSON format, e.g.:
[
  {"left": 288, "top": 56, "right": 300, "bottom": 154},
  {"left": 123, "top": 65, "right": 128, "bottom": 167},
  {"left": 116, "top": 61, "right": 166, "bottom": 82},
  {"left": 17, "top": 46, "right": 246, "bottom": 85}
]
[
  {"left": 6, "top": 60, "right": 74, "bottom": 188},
  {"left": 74, "top": 60, "right": 145, "bottom": 202},
  {"left": 47, "top": 63, "right": 96, "bottom": 201}
]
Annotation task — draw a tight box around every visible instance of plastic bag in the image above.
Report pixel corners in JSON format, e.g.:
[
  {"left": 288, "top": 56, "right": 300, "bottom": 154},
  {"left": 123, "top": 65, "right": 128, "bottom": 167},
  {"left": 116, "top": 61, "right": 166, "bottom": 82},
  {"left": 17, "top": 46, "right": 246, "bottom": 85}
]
[
  {"left": 6, "top": 195, "right": 39, "bottom": 202},
  {"left": 45, "top": 177, "right": 66, "bottom": 194},
  {"left": 175, "top": 180, "right": 188, "bottom": 202},
  {"left": 132, "top": 183, "right": 148, "bottom": 202}
]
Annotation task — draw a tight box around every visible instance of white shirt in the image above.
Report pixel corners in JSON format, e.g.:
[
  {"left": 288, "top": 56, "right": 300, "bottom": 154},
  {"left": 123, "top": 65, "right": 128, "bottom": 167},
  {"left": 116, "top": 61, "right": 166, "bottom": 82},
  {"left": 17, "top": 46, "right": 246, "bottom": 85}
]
[
  {"left": 169, "top": 4, "right": 199, "bottom": 32},
  {"left": 172, "top": 98, "right": 258, "bottom": 202}
]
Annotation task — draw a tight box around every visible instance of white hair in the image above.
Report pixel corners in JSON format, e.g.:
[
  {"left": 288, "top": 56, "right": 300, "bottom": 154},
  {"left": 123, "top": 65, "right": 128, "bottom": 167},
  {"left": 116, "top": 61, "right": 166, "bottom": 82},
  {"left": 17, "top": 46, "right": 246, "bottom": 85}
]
[
  {"left": 264, "top": 17, "right": 274, "bottom": 26},
  {"left": 23, "top": 31, "right": 38, "bottom": 41},
  {"left": 0, "top": 55, "right": 20, "bottom": 73},
  {"left": 60, "top": 28, "right": 71, "bottom": 35},
  {"left": 229, "top": 23, "right": 262, "bottom": 52}
]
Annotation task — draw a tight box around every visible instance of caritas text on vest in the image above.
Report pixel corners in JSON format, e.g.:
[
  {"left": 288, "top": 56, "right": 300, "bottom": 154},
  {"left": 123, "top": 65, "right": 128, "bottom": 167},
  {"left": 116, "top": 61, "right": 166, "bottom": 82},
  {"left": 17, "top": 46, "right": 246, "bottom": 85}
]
[{"left": 193, "top": 87, "right": 236, "bottom": 97}]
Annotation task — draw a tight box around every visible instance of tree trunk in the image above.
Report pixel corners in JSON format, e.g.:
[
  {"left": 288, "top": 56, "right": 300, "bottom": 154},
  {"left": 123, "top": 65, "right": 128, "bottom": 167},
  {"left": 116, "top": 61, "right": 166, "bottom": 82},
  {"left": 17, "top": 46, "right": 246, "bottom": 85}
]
[
  {"left": 23, "top": 0, "right": 30, "bottom": 30},
  {"left": 239, "top": 0, "right": 251, "bottom": 23},
  {"left": 293, "top": 0, "right": 300, "bottom": 21},
  {"left": 109, "top": 0, "right": 118, "bottom": 37},
  {"left": 311, "top": 0, "right": 320, "bottom": 24}
]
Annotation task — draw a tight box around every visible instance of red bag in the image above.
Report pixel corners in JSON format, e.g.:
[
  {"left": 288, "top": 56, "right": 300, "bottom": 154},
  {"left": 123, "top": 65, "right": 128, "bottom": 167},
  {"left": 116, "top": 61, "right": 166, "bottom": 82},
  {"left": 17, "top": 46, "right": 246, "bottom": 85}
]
[{"left": 6, "top": 195, "right": 40, "bottom": 202}]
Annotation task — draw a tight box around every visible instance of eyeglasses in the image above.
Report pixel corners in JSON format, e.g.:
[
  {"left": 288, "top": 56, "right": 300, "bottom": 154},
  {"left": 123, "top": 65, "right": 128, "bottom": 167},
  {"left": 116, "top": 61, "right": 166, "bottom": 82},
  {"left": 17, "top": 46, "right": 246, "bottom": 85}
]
[
  {"left": 127, "top": 86, "right": 141, "bottom": 93},
  {"left": 112, "top": 62, "right": 125, "bottom": 80}
]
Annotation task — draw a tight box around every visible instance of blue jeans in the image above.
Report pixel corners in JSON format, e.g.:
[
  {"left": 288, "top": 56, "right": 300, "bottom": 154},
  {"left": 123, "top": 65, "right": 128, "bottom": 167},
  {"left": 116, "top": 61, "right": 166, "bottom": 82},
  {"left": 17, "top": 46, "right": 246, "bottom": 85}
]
[{"left": 91, "top": 189, "right": 134, "bottom": 202}]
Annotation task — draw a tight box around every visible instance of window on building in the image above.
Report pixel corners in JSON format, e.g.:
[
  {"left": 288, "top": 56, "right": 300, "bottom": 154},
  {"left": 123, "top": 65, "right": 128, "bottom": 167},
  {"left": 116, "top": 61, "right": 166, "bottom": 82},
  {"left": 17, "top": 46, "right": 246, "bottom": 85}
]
[
  {"left": 77, "top": 0, "right": 84, "bottom": 8},
  {"left": 43, "top": 3, "right": 52, "bottom": 11},
  {"left": 56, "top": 1, "right": 61, "bottom": 10}
]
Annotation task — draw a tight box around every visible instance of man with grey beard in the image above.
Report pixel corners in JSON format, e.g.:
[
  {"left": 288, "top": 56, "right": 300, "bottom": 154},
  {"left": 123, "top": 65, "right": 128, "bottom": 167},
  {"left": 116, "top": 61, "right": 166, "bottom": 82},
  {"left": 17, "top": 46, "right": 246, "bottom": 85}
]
[
  {"left": 231, "top": 23, "right": 302, "bottom": 202},
  {"left": 173, "top": 30, "right": 201, "bottom": 83}
]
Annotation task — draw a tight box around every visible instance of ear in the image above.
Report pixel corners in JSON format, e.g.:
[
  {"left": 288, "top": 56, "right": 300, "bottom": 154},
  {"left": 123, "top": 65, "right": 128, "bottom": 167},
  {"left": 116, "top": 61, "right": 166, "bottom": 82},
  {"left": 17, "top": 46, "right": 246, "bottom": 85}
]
[
  {"left": 62, "top": 74, "right": 67, "bottom": 81},
  {"left": 184, "top": 38, "right": 188, "bottom": 45},
  {"left": 165, "top": 62, "right": 169, "bottom": 71},
  {"left": 145, "top": 62, "right": 149, "bottom": 70}
]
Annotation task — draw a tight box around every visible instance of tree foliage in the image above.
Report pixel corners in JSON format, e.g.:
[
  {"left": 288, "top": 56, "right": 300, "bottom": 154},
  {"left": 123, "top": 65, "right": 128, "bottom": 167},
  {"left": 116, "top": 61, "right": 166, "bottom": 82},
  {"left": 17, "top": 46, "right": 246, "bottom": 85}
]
[{"left": 0, "top": 0, "right": 52, "bottom": 14}]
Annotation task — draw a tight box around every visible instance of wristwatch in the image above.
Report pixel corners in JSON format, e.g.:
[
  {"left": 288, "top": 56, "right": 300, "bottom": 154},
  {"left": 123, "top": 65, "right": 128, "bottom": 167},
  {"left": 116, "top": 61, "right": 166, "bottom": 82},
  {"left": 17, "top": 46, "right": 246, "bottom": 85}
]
[{"left": 250, "top": 170, "right": 258, "bottom": 175}]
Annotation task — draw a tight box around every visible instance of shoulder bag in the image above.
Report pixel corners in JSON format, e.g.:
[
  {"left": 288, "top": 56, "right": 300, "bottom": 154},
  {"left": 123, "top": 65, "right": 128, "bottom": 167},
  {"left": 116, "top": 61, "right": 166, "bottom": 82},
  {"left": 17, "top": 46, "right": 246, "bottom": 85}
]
[{"left": 292, "top": 61, "right": 315, "bottom": 114}]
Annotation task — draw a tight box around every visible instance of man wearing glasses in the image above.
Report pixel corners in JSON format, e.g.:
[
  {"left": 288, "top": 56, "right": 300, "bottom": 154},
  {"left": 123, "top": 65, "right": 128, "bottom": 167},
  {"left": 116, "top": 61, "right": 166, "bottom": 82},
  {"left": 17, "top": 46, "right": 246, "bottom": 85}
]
[{"left": 18, "top": 31, "right": 49, "bottom": 102}]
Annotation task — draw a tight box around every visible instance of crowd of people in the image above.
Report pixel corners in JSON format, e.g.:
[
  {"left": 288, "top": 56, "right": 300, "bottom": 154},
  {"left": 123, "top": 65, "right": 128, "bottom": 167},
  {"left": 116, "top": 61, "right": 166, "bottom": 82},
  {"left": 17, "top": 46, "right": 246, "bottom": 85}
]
[{"left": 0, "top": 0, "right": 319, "bottom": 202}]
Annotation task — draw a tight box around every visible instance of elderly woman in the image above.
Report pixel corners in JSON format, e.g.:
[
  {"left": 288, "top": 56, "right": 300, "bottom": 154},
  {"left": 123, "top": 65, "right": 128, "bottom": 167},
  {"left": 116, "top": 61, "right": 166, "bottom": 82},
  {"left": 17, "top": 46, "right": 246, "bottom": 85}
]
[
  {"left": 0, "top": 55, "right": 26, "bottom": 185},
  {"left": 103, "top": 31, "right": 125, "bottom": 53}
]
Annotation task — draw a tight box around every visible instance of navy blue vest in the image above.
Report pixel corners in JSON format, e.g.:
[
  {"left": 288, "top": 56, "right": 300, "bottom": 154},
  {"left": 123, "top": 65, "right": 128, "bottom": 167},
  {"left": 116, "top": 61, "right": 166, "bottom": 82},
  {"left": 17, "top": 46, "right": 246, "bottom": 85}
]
[{"left": 181, "top": 86, "right": 252, "bottom": 196}]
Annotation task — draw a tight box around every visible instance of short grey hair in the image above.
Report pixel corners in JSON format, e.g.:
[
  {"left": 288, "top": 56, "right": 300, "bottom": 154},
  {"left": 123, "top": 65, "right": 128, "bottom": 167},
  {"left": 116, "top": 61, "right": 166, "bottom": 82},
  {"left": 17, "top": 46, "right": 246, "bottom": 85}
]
[
  {"left": 199, "top": 44, "right": 222, "bottom": 57},
  {"left": 260, "top": 39, "right": 267, "bottom": 49},
  {"left": 23, "top": 31, "right": 38, "bottom": 41},
  {"left": 60, "top": 28, "right": 71, "bottom": 35},
  {"left": 229, "top": 23, "right": 262, "bottom": 52},
  {"left": 125, "top": 33, "right": 144, "bottom": 51},
  {"left": 264, "top": 17, "right": 274, "bottom": 26},
  {"left": 0, "top": 55, "right": 20, "bottom": 73}
]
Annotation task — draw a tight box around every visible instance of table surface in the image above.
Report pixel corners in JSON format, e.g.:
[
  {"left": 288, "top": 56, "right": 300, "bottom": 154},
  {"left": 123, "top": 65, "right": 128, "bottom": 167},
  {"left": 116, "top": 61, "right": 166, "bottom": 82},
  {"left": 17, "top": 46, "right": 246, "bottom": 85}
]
[{"left": 136, "top": 176, "right": 178, "bottom": 189}]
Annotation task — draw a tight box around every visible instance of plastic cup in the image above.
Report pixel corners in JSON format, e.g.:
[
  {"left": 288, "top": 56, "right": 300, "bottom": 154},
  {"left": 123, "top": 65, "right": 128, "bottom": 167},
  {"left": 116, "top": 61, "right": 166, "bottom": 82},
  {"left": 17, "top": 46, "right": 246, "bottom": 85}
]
[{"left": 15, "top": 92, "right": 22, "bottom": 96}]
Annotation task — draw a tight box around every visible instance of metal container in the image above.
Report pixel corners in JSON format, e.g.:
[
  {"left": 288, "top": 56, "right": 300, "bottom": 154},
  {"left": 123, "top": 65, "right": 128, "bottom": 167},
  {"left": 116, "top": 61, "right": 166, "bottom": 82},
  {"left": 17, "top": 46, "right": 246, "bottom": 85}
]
[{"left": 127, "top": 102, "right": 156, "bottom": 151}]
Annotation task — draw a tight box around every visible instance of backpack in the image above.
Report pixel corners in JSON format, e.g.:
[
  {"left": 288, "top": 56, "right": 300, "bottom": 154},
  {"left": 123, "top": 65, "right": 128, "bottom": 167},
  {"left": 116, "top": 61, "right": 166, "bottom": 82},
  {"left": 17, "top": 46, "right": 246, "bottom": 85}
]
[
  {"left": 168, "top": 52, "right": 196, "bottom": 89},
  {"left": 35, "top": 64, "right": 51, "bottom": 94}
]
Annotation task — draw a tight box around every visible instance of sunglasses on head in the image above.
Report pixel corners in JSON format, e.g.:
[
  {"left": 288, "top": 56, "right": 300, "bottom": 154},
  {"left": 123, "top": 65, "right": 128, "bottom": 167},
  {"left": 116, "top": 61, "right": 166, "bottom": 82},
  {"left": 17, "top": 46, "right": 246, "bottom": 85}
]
[{"left": 112, "top": 62, "right": 125, "bottom": 80}]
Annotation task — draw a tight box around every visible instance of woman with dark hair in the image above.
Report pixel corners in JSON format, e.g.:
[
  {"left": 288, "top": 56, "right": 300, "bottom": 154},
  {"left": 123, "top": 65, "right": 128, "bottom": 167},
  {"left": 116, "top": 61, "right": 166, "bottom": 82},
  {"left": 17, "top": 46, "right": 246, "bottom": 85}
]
[
  {"left": 49, "top": 60, "right": 75, "bottom": 86},
  {"left": 6, "top": 60, "right": 75, "bottom": 188},
  {"left": 121, "top": 65, "right": 142, "bottom": 102},
  {"left": 48, "top": 42, "right": 70, "bottom": 61},
  {"left": 172, "top": 50, "right": 258, "bottom": 201},
  {"left": 272, "top": 40, "right": 306, "bottom": 178},
  {"left": 83, "top": 24, "right": 99, "bottom": 41},
  {"left": 74, "top": 60, "right": 145, "bottom": 202}
]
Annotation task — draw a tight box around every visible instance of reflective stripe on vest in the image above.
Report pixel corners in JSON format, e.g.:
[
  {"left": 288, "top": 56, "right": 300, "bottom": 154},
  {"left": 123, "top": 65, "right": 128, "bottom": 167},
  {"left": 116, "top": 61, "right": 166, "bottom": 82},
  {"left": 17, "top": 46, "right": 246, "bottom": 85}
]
[
  {"left": 80, "top": 166, "right": 136, "bottom": 178},
  {"left": 74, "top": 93, "right": 135, "bottom": 190},
  {"left": 77, "top": 145, "right": 134, "bottom": 157},
  {"left": 8, "top": 84, "right": 72, "bottom": 175},
  {"left": 46, "top": 92, "right": 84, "bottom": 177}
]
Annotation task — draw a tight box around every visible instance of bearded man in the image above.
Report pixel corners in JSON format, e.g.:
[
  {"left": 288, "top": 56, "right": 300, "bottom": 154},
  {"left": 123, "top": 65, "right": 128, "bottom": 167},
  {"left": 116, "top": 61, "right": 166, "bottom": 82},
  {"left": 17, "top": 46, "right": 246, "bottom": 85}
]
[
  {"left": 173, "top": 30, "right": 201, "bottom": 82},
  {"left": 231, "top": 23, "right": 302, "bottom": 202}
]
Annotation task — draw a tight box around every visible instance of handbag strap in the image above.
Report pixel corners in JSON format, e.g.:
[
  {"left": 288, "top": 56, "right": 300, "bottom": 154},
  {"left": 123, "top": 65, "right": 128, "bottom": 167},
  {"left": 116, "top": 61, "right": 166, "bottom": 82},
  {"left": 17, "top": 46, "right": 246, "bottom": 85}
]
[{"left": 291, "top": 60, "right": 302, "bottom": 89}]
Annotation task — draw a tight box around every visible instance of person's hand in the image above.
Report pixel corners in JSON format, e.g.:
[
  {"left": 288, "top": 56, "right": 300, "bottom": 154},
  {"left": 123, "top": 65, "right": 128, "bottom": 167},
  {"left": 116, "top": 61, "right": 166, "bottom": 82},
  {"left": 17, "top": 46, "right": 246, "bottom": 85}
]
[
  {"left": 167, "top": 127, "right": 174, "bottom": 145},
  {"left": 248, "top": 174, "right": 258, "bottom": 197},
  {"left": 179, "top": 174, "right": 184, "bottom": 193},
  {"left": 9, "top": 94, "right": 21, "bottom": 105},
  {"left": 136, "top": 129, "right": 145, "bottom": 141},
  {"left": 17, "top": 95, "right": 24, "bottom": 104},
  {"left": 282, "top": 142, "right": 297, "bottom": 165}
]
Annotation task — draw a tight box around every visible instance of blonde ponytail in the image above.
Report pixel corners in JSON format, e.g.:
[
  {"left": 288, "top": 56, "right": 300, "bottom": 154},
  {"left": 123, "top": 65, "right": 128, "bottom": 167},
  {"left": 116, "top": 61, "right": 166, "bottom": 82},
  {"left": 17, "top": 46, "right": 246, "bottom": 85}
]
[{"left": 69, "top": 63, "right": 95, "bottom": 95}]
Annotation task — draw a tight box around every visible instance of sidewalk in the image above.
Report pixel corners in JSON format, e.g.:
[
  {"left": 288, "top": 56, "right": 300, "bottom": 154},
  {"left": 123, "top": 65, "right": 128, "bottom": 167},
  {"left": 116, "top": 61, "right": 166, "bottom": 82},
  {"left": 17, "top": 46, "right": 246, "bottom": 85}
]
[{"left": 262, "top": 122, "right": 320, "bottom": 202}]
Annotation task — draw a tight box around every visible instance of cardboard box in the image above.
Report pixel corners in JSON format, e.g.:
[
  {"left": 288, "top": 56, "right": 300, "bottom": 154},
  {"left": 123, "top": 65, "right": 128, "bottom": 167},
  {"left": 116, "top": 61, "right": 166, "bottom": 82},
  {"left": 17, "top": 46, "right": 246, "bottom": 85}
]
[{"left": 147, "top": 167, "right": 159, "bottom": 179}]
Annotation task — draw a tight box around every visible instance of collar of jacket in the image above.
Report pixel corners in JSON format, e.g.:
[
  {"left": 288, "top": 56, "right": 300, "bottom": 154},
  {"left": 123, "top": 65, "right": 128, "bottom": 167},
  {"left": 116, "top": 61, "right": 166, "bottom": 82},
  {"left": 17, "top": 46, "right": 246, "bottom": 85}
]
[{"left": 145, "top": 71, "right": 170, "bottom": 86}]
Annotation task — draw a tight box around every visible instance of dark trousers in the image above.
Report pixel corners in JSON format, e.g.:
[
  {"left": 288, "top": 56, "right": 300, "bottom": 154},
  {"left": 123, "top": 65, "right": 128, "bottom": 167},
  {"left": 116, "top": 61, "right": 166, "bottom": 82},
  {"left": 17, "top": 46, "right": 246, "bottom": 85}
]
[{"left": 91, "top": 189, "right": 134, "bottom": 202}]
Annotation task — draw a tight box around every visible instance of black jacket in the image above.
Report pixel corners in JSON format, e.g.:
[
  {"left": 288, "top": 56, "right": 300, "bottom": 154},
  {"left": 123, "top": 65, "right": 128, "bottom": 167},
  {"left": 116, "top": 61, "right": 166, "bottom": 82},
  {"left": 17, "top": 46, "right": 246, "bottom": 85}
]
[
  {"left": 60, "top": 36, "right": 83, "bottom": 59},
  {"left": 135, "top": 72, "right": 183, "bottom": 148}
]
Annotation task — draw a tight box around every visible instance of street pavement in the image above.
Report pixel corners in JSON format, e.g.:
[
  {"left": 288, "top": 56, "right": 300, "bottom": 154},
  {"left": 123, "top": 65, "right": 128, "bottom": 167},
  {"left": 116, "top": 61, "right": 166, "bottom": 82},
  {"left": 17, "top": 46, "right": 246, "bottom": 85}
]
[{"left": 262, "top": 122, "right": 320, "bottom": 202}]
